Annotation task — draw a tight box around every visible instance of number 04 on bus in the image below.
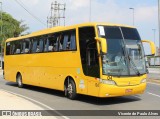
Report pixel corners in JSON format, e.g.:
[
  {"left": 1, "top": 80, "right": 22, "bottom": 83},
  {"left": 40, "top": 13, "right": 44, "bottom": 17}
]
[{"left": 4, "top": 23, "right": 155, "bottom": 99}]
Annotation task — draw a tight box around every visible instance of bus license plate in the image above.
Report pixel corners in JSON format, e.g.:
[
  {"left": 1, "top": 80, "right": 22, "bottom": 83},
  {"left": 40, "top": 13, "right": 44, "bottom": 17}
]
[{"left": 125, "top": 89, "right": 133, "bottom": 93}]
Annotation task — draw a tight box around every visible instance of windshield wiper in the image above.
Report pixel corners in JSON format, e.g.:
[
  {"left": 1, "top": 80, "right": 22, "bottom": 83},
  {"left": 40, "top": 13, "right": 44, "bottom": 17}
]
[
  {"left": 121, "top": 41, "right": 141, "bottom": 76},
  {"left": 128, "top": 56, "right": 141, "bottom": 76},
  {"left": 118, "top": 47, "right": 141, "bottom": 76},
  {"left": 118, "top": 49, "right": 125, "bottom": 77},
  {"left": 118, "top": 44, "right": 131, "bottom": 77},
  {"left": 117, "top": 56, "right": 125, "bottom": 77}
]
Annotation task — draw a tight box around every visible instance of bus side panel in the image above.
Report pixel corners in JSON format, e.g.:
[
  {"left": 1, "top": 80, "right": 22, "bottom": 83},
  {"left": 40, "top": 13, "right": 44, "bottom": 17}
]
[
  {"left": 4, "top": 51, "right": 89, "bottom": 95},
  {"left": 4, "top": 56, "right": 18, "bottom": 82},
  {"left": 35, "top": 52, "right": 87, "bottom": 92}
]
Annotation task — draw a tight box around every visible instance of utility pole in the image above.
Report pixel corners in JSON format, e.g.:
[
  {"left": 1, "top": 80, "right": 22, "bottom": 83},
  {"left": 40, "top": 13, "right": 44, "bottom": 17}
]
[
  {"left": 158, "top": 0, "right": 160, "bottom": 55},
  {"left": 0, "top": 1, "right": 2, "bottom": 36},
  {"left": 47, "top": 1, "right": 66, "bottom": 28},
  {"left": 0, "top": 1, "right": 2, "bottom": 68}
]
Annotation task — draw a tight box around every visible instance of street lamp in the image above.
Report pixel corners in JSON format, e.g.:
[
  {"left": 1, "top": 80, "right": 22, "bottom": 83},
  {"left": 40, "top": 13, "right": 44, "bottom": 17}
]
[
  {"left": 129, "top": 8, "right": 135, "bottom": 26},
  {"left": 152, "top": 29, "right": 156, "bottom": 66},
  {"left": 89, "top": 0, "right": 91, "bottom": 22},
  {"left": 152, "top": 29, "right": 156, "bottom": 44}
]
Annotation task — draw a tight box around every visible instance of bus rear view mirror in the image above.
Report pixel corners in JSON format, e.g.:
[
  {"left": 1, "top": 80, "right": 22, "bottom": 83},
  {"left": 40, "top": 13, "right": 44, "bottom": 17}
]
[
  {"left": 142, "top": 40, "right": 155, "bottom": 56},
  {"left": 95, "top": 37, "right": 107, "bottom": 54}
]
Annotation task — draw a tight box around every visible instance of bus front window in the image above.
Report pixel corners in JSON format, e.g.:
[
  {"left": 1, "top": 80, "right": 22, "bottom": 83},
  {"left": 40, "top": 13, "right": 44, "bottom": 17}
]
[
  {"left": 102, "top": 38, "right": 128, "bottom": 76},
  {"left": 98, "top": 26, "right": 146, "bottom": 76},
  {"left": 125, "top": 39, "right": 146, "bottom": 75}
]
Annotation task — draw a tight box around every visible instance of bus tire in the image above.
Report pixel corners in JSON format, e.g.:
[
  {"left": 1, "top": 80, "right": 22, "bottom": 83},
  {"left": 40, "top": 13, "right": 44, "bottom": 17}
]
[
  {"left": 65, "top": 79, "right": 77, "bottom": 100},
  {"left": 16, "top": 74, "right": 23, "bottom": 88}
]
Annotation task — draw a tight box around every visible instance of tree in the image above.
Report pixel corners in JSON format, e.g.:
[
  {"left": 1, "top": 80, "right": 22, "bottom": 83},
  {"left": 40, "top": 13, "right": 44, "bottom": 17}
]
[{"left": 0, "top": 12, "right": 29, "bottom": 45}]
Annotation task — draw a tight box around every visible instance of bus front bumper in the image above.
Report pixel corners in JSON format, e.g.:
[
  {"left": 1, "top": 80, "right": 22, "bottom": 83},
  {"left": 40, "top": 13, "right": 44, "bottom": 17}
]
[{"left": 99, "top": 83, "right": 146, "bottom": 97}]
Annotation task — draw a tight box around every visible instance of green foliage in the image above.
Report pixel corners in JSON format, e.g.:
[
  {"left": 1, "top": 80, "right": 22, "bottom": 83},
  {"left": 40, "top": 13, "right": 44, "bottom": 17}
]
[{"left": 0, "top": 12, "right": 29, "bottom": 45}]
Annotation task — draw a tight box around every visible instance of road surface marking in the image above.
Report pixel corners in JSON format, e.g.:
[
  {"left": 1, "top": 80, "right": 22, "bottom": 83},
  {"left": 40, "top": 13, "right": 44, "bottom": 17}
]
[
  {"left": 1, "top": 89, "right": 69, "bottom": 119},
  {"left": 148, "top": 92, "right": 160, "bottom": 98},
  {"left": 132, "top": 95, "right": 141, "bottom": 98},
  {"left": 147, "top": 82, "right": 160, "bottom": 86}
]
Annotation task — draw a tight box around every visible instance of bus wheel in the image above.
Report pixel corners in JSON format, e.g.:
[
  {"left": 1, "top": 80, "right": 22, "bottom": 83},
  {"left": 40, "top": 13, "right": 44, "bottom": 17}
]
[
  {"left": 16, "top": 74, "right": 23, "bottom": 88},
  {"left": 65, "top": 79, "right": 77, "bottom": 100}
]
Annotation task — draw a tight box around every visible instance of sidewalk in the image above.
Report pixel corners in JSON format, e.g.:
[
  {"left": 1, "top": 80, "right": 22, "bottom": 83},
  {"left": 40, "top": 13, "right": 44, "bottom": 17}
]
[
  {"left": 0, "top": 90, "right": 58, "bottom": 119},
  {"left": 0, "top": 89, "right": 62, "bottom": 119},
  {"left": 0, "top": 69, "right": 65, "bottom": 118},
  {"left": 0, "top": 90, "right": 44, "bottom": 110}
]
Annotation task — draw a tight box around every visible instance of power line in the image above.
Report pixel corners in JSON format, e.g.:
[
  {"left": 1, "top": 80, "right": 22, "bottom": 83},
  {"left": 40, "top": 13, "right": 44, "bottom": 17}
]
[{"left": 15, "top": 0, "right": 46, "bottom": 26}]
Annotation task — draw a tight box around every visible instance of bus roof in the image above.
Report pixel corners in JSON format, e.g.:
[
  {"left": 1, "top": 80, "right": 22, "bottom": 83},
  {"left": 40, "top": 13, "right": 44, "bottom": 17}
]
[{"left": 6, "top": 22, "right": 135, "bottom": 42}]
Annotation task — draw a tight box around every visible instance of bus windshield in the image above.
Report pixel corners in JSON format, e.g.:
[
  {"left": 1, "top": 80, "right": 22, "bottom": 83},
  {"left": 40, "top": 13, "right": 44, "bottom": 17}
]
[{"left": 98, "top": 26, "right": 146, "bottom": 76}]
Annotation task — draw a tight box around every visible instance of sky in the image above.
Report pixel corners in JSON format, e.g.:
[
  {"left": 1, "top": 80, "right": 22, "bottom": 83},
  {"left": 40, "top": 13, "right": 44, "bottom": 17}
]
[{"left": 1, "top": 0, "right": 159, "bottom": 50}]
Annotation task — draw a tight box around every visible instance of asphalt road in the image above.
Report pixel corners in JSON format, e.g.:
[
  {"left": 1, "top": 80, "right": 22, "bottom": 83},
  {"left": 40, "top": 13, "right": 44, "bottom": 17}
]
[
  {"left": 148, "top": 68, "right": 160, "bottom": 79},
  {"left": 0, "top": 73, "right": 160, "bottom": 119}
]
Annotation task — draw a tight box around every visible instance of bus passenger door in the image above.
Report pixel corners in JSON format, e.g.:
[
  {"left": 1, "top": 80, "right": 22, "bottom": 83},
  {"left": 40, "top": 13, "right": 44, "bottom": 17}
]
[
  {"left": 86, "top": 46, "right": 100, "bottom": 96},
  {"left": 79, "top": 27, "right": 100, "bottom": 97}
]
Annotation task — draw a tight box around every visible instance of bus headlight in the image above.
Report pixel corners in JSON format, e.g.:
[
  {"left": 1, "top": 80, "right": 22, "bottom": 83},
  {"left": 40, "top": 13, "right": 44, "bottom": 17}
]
[
  {"left": 141, "top": 78, "right": 146, "bottom": 83},
  {"left": 100, "top": 79, "right": 116, "bottom": 85}
]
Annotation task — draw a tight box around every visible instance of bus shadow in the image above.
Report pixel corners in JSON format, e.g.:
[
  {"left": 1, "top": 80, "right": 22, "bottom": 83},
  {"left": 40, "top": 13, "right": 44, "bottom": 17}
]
[
  {"left": 5, "top": 82, "right": 17, "bottom": 87},
  {"left": 6, "top": 82, "right": 141, "bottom": 105},
  {"left": 5, "top": 82, "right": 65, "bottom": 98},
  {"left": 76, "top": 95, "right": 141, "bottom": 105}
]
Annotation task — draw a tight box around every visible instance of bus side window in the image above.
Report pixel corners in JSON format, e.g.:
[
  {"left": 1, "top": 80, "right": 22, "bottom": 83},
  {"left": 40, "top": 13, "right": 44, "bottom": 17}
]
[
  {"left": 11, "top": 42, "right": 15, "bottom": 55},
  {"left": 22, "top": 40, "right": 26, "bottom": 53},
  {"left": 32, "top": 39, "right": 38, "bottom": 53},
  {"left": 6, "top": 42, "right": 11, "bottom": 55},
  {"left": 48, "top": 35, "right": 55, "bottom": 52},
  {"left": 44, "top": 38, "right": 49, "bottom": 52},
  {"left": 61, "top": 30, "right": 76, "bottom": 51},
  {"left": 58, "top": 33, "right": 64, "bottom": 51},
  {"left": 36, "top": 40, "right": 40, "bottom": 53},
  {"left": 39, "top": 39, "right": 44, "bottom": 52},
  {"left": 55, "top": 40, "right": 59, "bottom": 51},
  {"left": 14, "top": 41, "right": 22, "bottom": 54},
  {"left": 23, "top": 39, "right": 31, "bottom": 54},
  {"left": 53, "top": 35, "right": 59, "bottom": 51},
  {"left": 70, "top": 31, "right": 76, "bottom": 50},
  {"left": 63, "top": 34, "right": 69, "bottom": 50},
  {"left": 35, "top": 38, "right": 42, "bottom": 53}
]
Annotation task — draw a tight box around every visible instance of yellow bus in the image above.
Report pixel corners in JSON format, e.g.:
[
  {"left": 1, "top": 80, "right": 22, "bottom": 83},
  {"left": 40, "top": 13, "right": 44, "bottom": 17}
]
[{"left": 4, "top": 23, "right": 155, "bottom": 99}]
